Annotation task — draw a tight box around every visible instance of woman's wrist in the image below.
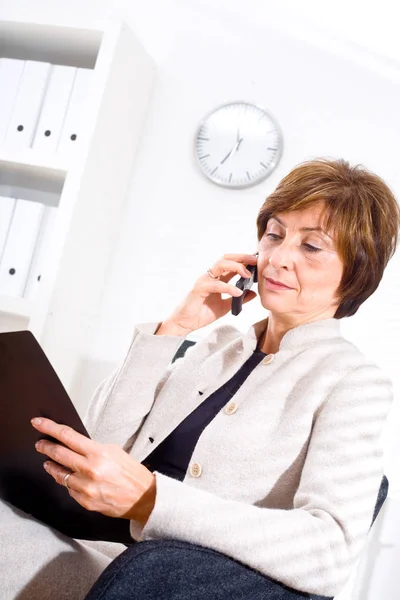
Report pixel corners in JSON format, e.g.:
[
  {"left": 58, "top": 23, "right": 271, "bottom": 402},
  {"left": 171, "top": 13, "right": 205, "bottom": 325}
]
[
  {"left": 155, "top": 321, "right": 192, "bottom": 337},
  {"left": 129, "top": 474, "right": 157, "bottom": 526}
]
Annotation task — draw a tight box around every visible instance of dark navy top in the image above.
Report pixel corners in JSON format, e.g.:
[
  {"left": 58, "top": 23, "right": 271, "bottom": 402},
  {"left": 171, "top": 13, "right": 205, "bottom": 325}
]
[{"left": 141, "top": 348, "right": 267, "bottom": 481}]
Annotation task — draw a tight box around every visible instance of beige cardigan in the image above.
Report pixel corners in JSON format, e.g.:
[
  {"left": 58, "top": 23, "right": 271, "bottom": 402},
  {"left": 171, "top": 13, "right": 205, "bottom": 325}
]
[{"left": 84, "top": 316, "right": 393, "bottom": 597}]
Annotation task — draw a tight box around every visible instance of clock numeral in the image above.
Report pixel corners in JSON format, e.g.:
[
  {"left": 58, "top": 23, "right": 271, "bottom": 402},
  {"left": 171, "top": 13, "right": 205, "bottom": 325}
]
[
  {"left": 211, "top": 166, "right": 219, "bottom": 176},
  {"left": 260, "top": 162, "right": 268, "bottom": 169},
  {"left": 197, "top": 137, "right": 209, "bottom": 141},
  {"left": 268, "top": 147, "right": 277, "bottom": 151},
  {"left": 229, "top": 173, "right": 233, "bottom": 183},
  {"left": 246, "top": 171, "right": 251, "bottom": 181},
  {"left": 199, "top": 154, "right": 210, "bottom": 160}
]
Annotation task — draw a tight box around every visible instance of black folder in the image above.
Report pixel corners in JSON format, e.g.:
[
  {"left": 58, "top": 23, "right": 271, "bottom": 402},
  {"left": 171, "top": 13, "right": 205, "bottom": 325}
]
[{"left": 0, "top": 329, "right": 133, "bottom": 544}]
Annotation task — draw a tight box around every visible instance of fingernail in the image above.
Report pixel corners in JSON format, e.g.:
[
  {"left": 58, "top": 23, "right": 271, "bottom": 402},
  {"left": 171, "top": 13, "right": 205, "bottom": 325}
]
[
  {"left": 43, "top": 461, "right": 50, "bottom": 470},
  {"left": 31, "top": 418, "right": 42, "bottom": 425},
  {"left": 244, "top": 269, "right": 252, "bottom": 276}
]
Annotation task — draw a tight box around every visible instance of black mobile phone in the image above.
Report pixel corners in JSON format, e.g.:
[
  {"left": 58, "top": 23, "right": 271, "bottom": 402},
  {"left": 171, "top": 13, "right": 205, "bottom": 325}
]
[{"left": 231, "top": 253, "right": 259, "bottom": 316}]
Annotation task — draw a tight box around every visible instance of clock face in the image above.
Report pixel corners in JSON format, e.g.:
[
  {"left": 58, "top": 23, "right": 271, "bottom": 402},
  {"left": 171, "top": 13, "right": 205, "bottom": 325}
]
[{"left": 194, "top": 101, "right": 283, "bottom": 189}]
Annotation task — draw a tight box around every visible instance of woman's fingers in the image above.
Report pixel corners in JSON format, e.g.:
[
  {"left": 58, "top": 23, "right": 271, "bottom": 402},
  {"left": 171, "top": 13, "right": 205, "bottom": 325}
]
[
  {"left": 43, "top": 445, "right": 155, "bottom": 518},
  {"left": 35, "top": 438, "right": 87, "bottom": 472},
  {"left": 43, "top": 460, "right": 74, "bottom": 487},
  {"left": 157, "top": 251, "right": 259, "bottom": 336},
  {"left": 43, "top": 461, "right": 94, "bottom": 508},
  {"left": 31, "top": 417, "right": 94, "bottom": 456},
  {"left": 220, "top": 253, "right": 258, "bottom": 263},
  {"left": 209, "top": 254, "right": 258, "bottom": 282},
  {"left": 195, "top": 278, "right": 243, "bottom": 298},
  {"left": 221, "top": 289, "right": 257, "bottom": 310},
  {"left": 195, "top": 254, "right": 258, "bottom": 297}
]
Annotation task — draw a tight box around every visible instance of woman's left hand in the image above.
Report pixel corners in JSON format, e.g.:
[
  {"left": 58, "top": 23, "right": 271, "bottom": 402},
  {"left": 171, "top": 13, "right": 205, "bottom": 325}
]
[{"left": 31, "top": 417, "right": 156, "bottom": 525}]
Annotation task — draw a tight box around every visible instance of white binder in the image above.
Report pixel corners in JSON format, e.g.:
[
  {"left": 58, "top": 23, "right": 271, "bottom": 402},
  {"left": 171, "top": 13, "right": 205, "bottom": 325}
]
[
  {"left": 31, "top": 64, "right": 77, "bottom": 152},
  {"left": 23, "top": 206, "right": 57, "bottom": 301},
  {"left": 57, "top": 68, "right": 92, "bottom": 157},
  {"left": 4, "top": 60, "right": 51, "bottom": 149},
  {"left": 0, "top": 199, "right": 44, "bottom": 297},
  {"left": 1, "top": 61, "right": 52, "bottom": 299},
  {"left": 0, "top": 59, "right": 25, "bottom": 144},
  {"left": 0, "top": 197, "right": 16, "bottom": 261},
  {"left": 21, "top": 65, "right": 75, "bottom": 298}
]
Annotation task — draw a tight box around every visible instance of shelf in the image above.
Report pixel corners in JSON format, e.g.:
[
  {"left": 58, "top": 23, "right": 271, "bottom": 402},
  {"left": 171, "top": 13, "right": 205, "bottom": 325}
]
[
  {"left": 0, "top": 20, "right": 101, "bottom": 69},
  {"left": 0, "top": 16, "right": 156, "bottom": 393},
  {"left": 0, "top": 148, "right": 67, "bottom": 205},
  {"left": 0, "top": 295, "right": 33, "bottom": 319}
]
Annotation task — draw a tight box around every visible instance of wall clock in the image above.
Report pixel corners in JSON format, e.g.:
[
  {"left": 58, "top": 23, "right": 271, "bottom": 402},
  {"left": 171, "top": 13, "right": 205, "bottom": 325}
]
[{"left": 194, "top": 101, "right": 283, "bottom": 189}]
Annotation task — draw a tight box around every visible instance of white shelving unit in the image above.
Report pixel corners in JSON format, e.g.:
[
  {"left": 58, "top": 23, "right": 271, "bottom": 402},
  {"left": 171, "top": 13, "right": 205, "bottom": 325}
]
[
  {"left": 0, "top": 18, "right": 156, "bottom": 392},
  {"left": 0, "top": 148, "right": 67, "bottom": 204}
]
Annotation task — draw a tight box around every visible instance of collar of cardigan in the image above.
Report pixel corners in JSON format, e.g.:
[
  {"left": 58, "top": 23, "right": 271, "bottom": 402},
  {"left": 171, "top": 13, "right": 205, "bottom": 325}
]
[
  {"left": 243, "top": 315, "right": 342, "bottom": 354},
  {"left": 193, "top": 316, "right": 342, "bottom": 393},
  {"left": 190, "top": 316, "right": 342, "bottom": 393}
]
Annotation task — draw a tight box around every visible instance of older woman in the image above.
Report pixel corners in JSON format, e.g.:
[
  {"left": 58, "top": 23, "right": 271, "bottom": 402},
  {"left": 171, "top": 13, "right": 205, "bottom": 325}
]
[{"left": 3, "top": 158, "right": 399, "bottom": 599}]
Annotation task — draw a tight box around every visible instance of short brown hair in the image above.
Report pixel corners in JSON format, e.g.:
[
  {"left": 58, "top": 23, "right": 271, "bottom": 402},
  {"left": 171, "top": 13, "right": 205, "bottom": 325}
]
[{"left": 256, "top": 158, "right": 400, "bottom": 318}]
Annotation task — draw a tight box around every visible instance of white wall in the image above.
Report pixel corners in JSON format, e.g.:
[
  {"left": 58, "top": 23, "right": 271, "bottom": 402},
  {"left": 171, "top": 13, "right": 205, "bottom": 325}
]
[{"left": 1, "top": 2, "right": 399, "bottom": 598}]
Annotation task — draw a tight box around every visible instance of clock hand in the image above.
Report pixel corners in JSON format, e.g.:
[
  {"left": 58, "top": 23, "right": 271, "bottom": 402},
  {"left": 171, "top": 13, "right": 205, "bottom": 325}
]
[
  {"left": 221, "top": 147, "right": 235, "bottom": 165},
  {"left": 220, "top": 137, "right": 244, "bottom": 164}
]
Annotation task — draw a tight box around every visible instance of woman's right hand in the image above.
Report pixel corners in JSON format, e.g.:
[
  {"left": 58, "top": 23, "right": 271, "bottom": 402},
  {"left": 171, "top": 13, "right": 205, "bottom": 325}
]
[{"left": 157, "top": 253, "right": 258, "bottom": 336}]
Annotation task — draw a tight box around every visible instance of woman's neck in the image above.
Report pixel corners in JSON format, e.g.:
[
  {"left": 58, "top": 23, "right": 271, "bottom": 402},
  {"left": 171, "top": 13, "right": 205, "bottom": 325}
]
[
  {"left": 257, "top": 314, "right": 314, "bottom": 354},
  {"left": 257, "top": 320, "right": 282, "bottom": 355}
]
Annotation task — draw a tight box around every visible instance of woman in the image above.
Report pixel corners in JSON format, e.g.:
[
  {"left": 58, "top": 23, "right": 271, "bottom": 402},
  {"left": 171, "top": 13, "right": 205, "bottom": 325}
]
[{"left": 3, "top": 158, "right": 399, "bottom": 599}]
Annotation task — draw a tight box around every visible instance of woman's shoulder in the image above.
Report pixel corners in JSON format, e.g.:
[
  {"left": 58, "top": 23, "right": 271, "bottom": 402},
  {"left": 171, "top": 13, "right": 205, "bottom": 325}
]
[
  {"left": 183, "top": 322, "right": 244, "bottom": 360},
  {"left": 312, "top": 334, "right": 393, "bottom": 391}
]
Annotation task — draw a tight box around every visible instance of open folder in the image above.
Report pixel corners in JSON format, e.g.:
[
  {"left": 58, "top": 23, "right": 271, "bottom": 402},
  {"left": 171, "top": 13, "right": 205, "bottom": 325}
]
[{"left": 0, "top": 330, "right": 133, "bottom": 544}]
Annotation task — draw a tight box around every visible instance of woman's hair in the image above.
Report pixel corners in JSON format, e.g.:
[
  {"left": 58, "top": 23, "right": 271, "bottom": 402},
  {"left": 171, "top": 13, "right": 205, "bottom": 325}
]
[{"left": 256, "top": 158, "right": 400, "bottom": 319}]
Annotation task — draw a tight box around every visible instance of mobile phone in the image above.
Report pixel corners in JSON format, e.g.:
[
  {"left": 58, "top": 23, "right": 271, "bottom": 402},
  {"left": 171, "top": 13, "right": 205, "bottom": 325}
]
[{"left": 231, "top": 253, "right": 259, "bottom": 316}]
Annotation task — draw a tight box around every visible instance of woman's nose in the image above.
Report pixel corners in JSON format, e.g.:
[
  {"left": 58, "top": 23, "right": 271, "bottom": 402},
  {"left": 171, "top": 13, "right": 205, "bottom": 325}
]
[{"left": 268, "top": 240, "right": 295, "bottom": 270}]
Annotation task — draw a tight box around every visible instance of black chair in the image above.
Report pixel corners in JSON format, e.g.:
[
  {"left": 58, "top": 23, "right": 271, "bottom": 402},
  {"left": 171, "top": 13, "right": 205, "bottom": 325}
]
[{"left": 172, "top": 339, "right": 197, "bottom": 363}]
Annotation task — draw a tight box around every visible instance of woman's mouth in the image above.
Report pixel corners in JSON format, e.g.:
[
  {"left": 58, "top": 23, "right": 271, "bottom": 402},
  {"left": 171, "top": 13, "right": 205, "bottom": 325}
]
[{"left": 265, "top": 278, "right": 293, "bottom": 291}]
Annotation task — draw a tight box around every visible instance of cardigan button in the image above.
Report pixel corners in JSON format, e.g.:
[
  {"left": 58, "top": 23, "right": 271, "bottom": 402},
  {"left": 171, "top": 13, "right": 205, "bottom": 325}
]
[
  {"left": 190, "top": 462, "right": 202, "bottom": 478},
  {"left": 225, "top": 402, "right": 238, "bottom": 415},
  {"left": 262, "top": 353, "right": 275, "bottom": 365}
]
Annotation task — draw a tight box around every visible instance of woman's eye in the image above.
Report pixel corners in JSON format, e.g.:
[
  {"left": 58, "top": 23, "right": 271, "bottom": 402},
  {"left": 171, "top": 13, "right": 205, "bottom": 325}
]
[
  {"left": 303, "top": 243, "right": 321, "bottom": 253},
  {"left": 265, "top": 234, "right": 321, "bottom": 253}
]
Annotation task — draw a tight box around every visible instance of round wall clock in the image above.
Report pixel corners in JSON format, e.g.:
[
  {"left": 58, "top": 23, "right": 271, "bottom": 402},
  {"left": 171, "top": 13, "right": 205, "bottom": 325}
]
[{"left": 194, "top": 101, "right": 283, "bottom": 189}]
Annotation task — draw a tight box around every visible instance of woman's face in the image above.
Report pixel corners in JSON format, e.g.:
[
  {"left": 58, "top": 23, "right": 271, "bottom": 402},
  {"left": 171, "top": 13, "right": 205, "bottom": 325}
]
[{"left": 256, "top": 203, "right": 344, "bottom": 320}]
